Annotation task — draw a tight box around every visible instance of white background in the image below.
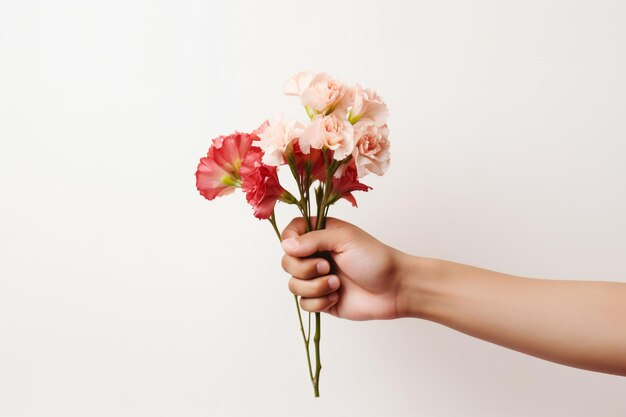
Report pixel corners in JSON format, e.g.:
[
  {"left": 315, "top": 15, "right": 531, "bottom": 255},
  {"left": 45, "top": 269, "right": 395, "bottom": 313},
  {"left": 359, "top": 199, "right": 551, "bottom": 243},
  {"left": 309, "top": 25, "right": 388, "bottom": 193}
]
[{"left": 1, "top": 1, "right": 625, "bottom": 416}]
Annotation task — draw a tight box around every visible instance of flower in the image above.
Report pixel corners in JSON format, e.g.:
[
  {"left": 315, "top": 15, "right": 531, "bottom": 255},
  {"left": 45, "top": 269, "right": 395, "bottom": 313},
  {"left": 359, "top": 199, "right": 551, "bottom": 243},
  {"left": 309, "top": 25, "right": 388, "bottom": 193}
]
[
  {"left": 347, "top": 84, "right": 388, "bottom": 126},
  {"left": 195, "top": 71, "right": 391, "bottom": 397},
  {"left": 285, "top": 71, "right": 347, "bottom": 116},
  {"left": 240, "top": 150, "right": 295, "bottom": 219},
  {"left": 283, "top": 71, "right": 316, "bottom": 97},
  {"left": 301, "top": 73, "right": 347, "bottom": 115},
  {"left": 299, "top": 114, "right": 355, "bottom": 161},
  {"left": 195, "top": 130, "right": 259, "bottom": 200},
  {"left": 353, "top": 121, "right": 390, "bottom": 177},
  {"left": 327, "top": 163, "right": 372, "bottom": 207},
  {"left": 255, "top": 116, "right": 304, "bottom": 166},
  {"left": 291, "top": 141, "right": 326, "bottom": 182}
]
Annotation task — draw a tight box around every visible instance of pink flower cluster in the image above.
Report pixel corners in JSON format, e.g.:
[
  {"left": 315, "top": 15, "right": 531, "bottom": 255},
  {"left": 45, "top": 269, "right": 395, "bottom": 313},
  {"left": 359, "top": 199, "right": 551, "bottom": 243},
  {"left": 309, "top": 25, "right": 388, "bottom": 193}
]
[
  {"left": 195, "top": 71, "right": 390, "bottom": 219},
  {"left": 279, "top": 71, "right": 390, "bottom": 177}
]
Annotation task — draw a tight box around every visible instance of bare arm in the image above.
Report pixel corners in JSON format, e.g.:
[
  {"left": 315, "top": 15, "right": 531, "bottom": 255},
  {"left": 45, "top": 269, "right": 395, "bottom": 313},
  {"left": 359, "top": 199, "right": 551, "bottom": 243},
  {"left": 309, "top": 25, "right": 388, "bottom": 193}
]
[
  {"left": 280, "top": 217, "right": 626, "bottom": 376},
  {"left": 398, "top": 255, "right": 626, "bottom": 376}
]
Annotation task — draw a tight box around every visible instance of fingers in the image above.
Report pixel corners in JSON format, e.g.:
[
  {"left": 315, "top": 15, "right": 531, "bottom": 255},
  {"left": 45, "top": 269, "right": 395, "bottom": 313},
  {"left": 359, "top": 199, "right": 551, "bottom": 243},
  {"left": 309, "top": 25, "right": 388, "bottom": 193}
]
[
  {"left": 281, "top": 227, "right": 346, "bottom": 258},
  {"left": 299, "top": 292, "right": 339, "bottom": 313},
  {"left": 280, "top": 216, "right": 346, "bottom": 242},
  {"left": 281, "top": 254, "right": 330, "bottom": 279},
  {"left": 290, "top": 275, "right": 340, "bottom": 312},
  {"left": 281, "top": 217, "right": 309, "bottom": 241},
  {"left": 279, "top": 217, "right": 348, "bottom": 314},
  {"left": 288, "top": 274, "right": 340, "bottom": 298}
]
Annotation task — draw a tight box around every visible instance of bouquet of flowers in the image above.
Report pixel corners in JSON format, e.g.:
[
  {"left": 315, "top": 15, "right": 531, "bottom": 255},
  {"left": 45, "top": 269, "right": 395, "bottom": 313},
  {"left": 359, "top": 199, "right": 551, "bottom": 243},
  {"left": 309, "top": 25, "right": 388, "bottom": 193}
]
[{"left": 195, "top": 71, "right": 390, "bottom": 397}]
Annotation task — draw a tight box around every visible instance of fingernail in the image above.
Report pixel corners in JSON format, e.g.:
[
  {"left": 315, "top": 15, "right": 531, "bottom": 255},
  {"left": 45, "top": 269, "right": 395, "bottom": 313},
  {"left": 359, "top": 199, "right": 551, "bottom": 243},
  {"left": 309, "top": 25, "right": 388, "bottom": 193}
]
[
  {"left": 281, "top": 238, "right": 298, "bottom": 252},
  {"left": 316, "top": 261, "right": 329, "bottom": 274},
  {"left": 328, "top": 276, "right": 340, "bottom": 290},
  {"left": 328, "top": 292, "right": 339, "bottom": 302}
]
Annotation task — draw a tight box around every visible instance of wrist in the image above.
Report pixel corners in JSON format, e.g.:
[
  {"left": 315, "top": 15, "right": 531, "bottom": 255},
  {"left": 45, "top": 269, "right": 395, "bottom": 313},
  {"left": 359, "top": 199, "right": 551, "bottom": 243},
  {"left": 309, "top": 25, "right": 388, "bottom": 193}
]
[{"left": 395, "top": 253, "right": 448, "bottom": 319}]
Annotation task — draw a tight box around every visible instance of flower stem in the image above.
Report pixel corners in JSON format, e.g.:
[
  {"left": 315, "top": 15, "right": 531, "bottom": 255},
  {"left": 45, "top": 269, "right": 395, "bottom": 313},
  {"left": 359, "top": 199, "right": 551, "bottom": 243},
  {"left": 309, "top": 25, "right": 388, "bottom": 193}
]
[
  {"left": 286, "top": 152, "right": 312, "bottom": 232},
  {"left": 295, "top": 294, "right": 315, "bottom": 383},
  {"left": 313, "top": 311, "right": 322, "bottom": 397},
  {"left": 310, "top": 150, "right": 334, "bottom": 396},
  {"left": 269, "top": 212, "right": 281, "bottom": 241},
  {"left": 268, "top": 212, "right": 315, "bottom": 392}
]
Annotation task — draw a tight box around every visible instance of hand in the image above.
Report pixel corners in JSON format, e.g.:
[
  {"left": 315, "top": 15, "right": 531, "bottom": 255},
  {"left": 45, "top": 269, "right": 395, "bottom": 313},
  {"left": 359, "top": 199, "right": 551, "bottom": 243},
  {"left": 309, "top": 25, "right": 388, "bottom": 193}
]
[{"left": 280, "top": 217, "right": 406, "bottom": 320}]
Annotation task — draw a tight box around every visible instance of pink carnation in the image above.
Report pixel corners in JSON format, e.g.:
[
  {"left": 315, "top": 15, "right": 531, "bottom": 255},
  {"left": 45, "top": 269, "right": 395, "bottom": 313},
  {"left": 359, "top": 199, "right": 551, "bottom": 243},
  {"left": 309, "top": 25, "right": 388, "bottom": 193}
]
[
  {"left": 285, "top": 71, "right": 347, "bottom": 116},
  {"left": 300, "top": 114, "right": 354, "bottom": 161},
  {"left": 353, "top": 121, "right": 390, "bottom": 177},
  {"left": 255, "top": 116, "right": 303, "bottom": 166},
  {"left": 283, "top": 71, "right": 316, "bottom": 97},
  {"left": 347, "top": 84, "right": 388, "bottom": 127}
]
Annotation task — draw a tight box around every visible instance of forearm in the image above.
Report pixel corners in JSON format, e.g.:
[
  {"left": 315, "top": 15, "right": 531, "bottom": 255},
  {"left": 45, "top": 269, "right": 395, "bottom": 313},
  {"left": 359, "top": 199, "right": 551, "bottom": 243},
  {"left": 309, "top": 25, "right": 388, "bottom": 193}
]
[{"left": 397, "top": 254, "right": 626, "bottom": 376}]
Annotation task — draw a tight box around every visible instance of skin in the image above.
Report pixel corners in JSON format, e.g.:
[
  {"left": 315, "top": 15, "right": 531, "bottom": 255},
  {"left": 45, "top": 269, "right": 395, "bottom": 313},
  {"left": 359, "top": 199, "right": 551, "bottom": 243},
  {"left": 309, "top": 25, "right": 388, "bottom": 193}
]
[{"left": 280, "top": 217, "right": 626, "bottom": 377}]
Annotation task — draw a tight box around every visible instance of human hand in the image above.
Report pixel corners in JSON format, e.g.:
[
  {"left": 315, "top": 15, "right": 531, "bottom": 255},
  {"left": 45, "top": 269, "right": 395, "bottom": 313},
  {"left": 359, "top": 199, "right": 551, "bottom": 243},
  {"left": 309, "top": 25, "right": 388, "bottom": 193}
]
[{"left": 280, "top": 217, "right": 407, "bottom": 320}]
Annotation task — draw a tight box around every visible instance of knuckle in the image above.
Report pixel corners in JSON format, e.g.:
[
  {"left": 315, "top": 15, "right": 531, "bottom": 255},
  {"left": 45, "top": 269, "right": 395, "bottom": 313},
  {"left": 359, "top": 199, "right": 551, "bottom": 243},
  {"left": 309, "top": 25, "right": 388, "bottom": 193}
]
[
  {"left": 308, "top": 259, "right": 323, "bottom": 277},
  {"left": 281, "top": 218, "right": 300, "bottom": 239},
  {"left": 287, "top": 277, "right": 298, "bottom": 294},
  {"left": 296, "top": 232, "right": 309, "bottom": 244},
  {"left": 299, "top": 297, "right": 311, "bottom": 312},
  {"left": 314, "top": 279, "right": 326, "bottom": 294},
  {"left": 298, "top": 231, "right": 317, "bottom": 248},
  {"left": 301, "top": 296, "right": 325, "bottom": 312}
]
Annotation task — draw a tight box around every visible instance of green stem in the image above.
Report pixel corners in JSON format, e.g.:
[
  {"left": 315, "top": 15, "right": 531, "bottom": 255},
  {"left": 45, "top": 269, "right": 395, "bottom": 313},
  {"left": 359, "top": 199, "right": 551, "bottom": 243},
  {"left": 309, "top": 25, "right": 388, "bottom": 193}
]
[
  {"left": 307, "top": 310, "right": 311, "bottom": 343},
  {"left": 309, "top": 150, "right": 336, "bottom": 397},
  {"left": 305, "top": 164, "right": 312, "bottom": 222},
  {"left": 313, "top": 311, "right": 322, "bottom": 397},
  {"left": 286, "top": 153, "right": 312, "bottom": 232},
  {"left": 295, "top": 295, "right": 315, "bottom": 382},
  {"left": 316, "top": 150, "right": 333, "bottom": 230},
  {"left": 269, "top": 212, "right": 281, "bottom": 241},
  {"left": 268, "top": 212, "right": 315, "bottom": 388}
]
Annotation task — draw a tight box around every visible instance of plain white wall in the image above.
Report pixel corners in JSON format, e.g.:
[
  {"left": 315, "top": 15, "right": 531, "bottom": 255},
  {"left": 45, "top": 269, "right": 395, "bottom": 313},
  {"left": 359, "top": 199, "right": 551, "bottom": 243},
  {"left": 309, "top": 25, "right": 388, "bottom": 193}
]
[{"left": 1, "top": 0, "right": 625, "bottom": 416}]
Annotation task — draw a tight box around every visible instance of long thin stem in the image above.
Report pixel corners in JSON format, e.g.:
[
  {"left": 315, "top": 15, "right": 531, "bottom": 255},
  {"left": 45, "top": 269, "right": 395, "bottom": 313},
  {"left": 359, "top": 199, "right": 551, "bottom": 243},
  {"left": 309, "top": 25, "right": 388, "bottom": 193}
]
[
  {"left": 268, "top": 212, "right": 315, "bottom": 386},
  {"left": 315, "top": 184, "right": 324, "bottom": 226},
  {"left": 307, "top": 310, "right": 311, "bottom": 342},
  {"left": 286, "top": 153, "right": 312, "bottom": 232},
  {"left": 269, "top": 212, "right": 281, "bottom": 241},
  {"left": 281, "top": 149, "right": 342, "bottom": 397},
  {"left": 309, "top": 150, "right": 336, "bottom": 397},
  {"left": 315, "top": 151, "right": 332, "bottom": 231},
  {"left": 313, "top": 311, "right": 322, "bottom": 397},
  {"left": 305, "top": 164, "right": 312, "bottom": 222},
  {"left": 295, "top": 294, "right": 315, "bottom": 382}
]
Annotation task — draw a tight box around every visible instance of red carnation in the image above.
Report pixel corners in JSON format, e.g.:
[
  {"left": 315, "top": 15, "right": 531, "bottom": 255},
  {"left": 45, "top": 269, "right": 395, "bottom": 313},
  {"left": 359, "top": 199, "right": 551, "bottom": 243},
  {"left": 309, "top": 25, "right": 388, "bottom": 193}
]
[
  {"left": 328, "top": 163, "right": 371, "bottom": 207},
  {"left": 195, "top": 131, "right": 260, "bottom": 200},
  {"left": 240, "top": 150, "right": 295, "bottom": 219}
]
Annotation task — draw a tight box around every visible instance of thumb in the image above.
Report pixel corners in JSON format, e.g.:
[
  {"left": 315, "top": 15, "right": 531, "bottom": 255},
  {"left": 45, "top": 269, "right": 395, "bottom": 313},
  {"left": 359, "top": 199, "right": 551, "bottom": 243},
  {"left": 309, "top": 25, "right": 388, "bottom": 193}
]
[{"left": 281, "top": 228, "right": 344, "bottom": 257}]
